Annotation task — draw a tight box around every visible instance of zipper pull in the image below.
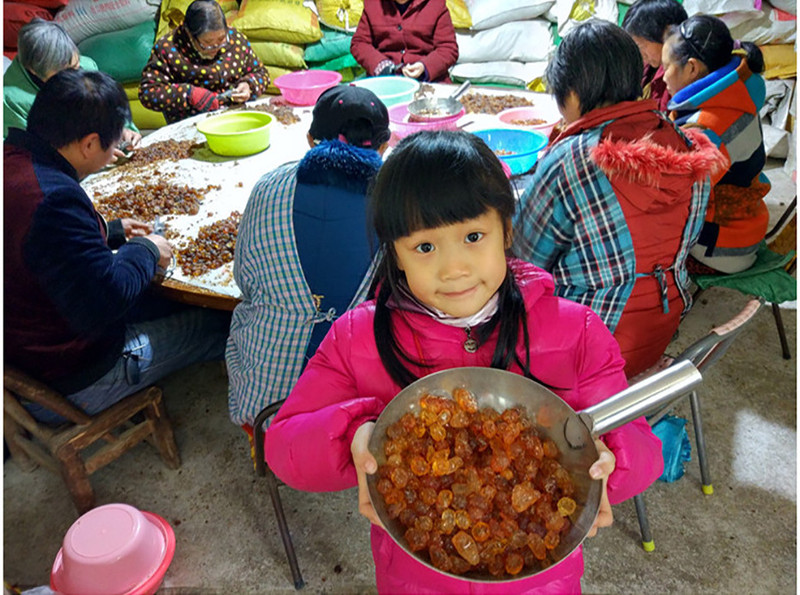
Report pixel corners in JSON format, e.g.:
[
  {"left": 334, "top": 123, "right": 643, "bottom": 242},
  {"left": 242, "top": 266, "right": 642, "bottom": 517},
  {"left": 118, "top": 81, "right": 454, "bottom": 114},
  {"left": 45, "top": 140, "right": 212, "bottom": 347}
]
[{"left": 463, "top": 326, "right": 478, "bottom": 353}]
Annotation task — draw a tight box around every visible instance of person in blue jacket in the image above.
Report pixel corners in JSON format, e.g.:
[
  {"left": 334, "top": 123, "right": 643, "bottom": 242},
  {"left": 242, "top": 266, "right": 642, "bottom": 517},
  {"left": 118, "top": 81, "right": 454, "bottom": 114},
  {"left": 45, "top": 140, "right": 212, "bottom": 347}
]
[
  {"left": 4, "top": 69, "right": 230, "bottom": 424},
  {"left": 226, "top": 84, "right": 390, "bottom": 440}
]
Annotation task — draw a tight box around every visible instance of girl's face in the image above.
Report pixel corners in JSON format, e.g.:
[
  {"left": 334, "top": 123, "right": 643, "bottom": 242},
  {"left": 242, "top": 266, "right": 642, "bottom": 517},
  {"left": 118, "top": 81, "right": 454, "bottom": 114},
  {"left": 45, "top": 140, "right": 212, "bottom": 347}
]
[
  {"left": 631, "top": 35, "right": 663, "bottom": 68},
  {"left": 661, "top": 38, "right": 705, "bottom": 96},
  {"left": 393, "top": 209, "right": 509, "bottom": 318}
]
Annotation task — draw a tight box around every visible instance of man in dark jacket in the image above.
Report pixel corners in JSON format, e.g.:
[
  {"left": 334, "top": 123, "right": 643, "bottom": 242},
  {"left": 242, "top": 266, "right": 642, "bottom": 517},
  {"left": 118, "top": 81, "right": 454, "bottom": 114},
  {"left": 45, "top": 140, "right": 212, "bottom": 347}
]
[{"left": 4, "top": 69, "right": 230, "bottom": 423}]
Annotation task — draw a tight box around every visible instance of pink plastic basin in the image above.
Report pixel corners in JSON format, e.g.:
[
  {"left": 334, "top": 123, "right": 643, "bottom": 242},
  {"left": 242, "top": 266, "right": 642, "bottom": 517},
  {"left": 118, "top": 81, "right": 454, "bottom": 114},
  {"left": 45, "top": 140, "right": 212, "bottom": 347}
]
[
  {"left": 51, "top": 503, "right": 176, "bottom": 595},
  {"left": 388, "top": 102, "right": 465, "bottom": 146},
  {"left": 497, "top": 105, "right": 560, "bottom": 138},
  {"left": 274, "top": 70, "right": 343, "bottom": 106}
]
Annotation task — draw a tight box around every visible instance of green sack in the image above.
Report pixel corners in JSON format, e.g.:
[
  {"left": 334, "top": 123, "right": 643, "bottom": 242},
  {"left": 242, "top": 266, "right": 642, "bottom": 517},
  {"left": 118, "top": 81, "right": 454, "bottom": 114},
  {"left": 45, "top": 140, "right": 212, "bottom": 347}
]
[
  {"left": 692, "top": 242, "right": 797, "bottom": 305},
  {"left": 308, "top": 52, "right": 358, "bottom": 72},
  {"left": 78, "top": 20, "right": 156, "bottom": 84},
  {"left": 303, "top": 25, "right": 353, "bottom": 63}
]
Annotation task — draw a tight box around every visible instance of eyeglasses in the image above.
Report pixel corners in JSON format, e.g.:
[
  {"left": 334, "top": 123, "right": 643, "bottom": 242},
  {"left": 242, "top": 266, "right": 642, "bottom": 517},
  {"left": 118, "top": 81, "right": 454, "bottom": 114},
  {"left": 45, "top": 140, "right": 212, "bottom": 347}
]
[{"left": 193, "top": 32, "right": 228, "bottom": 52}]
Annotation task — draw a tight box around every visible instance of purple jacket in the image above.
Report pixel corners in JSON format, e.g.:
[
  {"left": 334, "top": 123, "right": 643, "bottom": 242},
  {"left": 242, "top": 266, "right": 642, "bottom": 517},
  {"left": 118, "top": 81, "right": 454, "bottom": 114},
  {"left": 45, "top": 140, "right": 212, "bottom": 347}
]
[{"left": 265, "top": 259, "right": 663, "bottom": 593}]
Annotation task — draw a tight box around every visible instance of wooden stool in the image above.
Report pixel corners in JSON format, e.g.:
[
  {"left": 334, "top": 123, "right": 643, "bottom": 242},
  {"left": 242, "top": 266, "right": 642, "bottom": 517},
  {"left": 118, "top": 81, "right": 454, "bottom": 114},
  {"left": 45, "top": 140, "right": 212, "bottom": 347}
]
[{"left": 3, "top": 366, "right": 181, "bottom": 514}]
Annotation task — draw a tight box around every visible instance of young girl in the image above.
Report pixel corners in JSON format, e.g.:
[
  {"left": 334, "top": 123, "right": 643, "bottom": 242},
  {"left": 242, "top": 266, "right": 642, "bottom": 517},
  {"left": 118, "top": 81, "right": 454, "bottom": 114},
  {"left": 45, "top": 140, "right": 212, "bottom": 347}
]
[
  {"left": 662, "top": 15, "right": 769, "bottom": 274},
  {"left": 264, "top": 131, "right": 662, "bottom": 594},
  {"left": 621, "top": 0, "right": 688, "bottom": 111}
]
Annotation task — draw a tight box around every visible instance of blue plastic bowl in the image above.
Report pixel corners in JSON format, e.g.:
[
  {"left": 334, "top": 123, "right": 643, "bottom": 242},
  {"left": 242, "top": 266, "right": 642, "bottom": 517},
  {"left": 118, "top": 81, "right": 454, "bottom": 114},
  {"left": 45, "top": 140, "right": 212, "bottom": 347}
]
[
  {"left": 350, "top": 77, "right": 420, "bottom": 107},
  {"left": 472, "top": 128, "right": 549, "bottom": 175}
]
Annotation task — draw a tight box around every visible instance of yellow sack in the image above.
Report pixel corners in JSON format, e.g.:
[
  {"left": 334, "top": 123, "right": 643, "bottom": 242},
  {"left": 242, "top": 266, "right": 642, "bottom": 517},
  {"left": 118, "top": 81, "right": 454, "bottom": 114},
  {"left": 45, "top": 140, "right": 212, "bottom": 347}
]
[
  {"left": 250, "top": 41, "right": 307, "bottom": 69},
  {"left": 446, "top": 0, "right": 471, "bottom": 30},
  {"left": 232, "top": 0, "right": 322, "bottom": 44},
  {"left": 526, "top": 77, "right": 547, "bottom": 93},
  {"left": 157, "top": 0, "right": 238, "bottom": 39},
  {"left": 123, "top": 82, "right": 139, "bottom": 100},
  {"left": 264, "top": 64, "right": 295, "bottom": 94},
  {"left": 760, "top": 43, "right": 797, "bottom": 80},
  {"left": 315, "top": 0, "right": 363, "bottom": 33},
  {"left": 123, "top": 82, "right": 168, "bottom": 129}
]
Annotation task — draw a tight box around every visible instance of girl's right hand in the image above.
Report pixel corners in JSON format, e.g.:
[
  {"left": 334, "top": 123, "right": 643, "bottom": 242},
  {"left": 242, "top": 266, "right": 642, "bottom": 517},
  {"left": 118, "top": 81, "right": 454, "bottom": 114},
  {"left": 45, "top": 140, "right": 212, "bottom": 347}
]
[{"left": 351, "top": 421, "right": 385, "bottom": 528}]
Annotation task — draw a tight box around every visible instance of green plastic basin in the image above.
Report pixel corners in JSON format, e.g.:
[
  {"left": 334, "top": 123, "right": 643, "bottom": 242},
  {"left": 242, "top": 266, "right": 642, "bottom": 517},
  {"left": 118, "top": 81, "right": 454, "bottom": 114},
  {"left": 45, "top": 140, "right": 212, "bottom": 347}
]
[{"left": 196, "top": 111, "right": 274, "bottom": 156}]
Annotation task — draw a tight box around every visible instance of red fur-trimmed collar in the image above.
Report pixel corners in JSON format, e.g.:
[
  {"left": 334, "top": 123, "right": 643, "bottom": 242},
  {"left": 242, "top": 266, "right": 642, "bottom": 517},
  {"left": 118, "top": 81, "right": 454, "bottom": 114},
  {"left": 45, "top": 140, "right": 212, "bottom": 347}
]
[{"left": 591, "top": 127, "right": 728, "bottom": 186}]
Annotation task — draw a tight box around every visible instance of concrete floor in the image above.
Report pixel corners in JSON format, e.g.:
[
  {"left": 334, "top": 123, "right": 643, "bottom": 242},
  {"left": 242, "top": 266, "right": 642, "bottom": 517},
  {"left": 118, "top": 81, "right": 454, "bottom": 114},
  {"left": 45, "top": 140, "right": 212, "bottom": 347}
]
[{"left": 4, "top": 163, "right": 797, "bottom": 594}]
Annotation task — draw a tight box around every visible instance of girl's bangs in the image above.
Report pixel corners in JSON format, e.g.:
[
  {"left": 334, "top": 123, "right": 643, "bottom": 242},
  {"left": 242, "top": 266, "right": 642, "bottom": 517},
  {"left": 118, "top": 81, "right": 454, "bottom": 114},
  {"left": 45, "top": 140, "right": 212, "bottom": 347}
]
[
  {"left": 371, "top": 131, "right": 514, "bottom": 243},
  {"left": 399, "top": 174, "right": 494, "bottom": 237}
]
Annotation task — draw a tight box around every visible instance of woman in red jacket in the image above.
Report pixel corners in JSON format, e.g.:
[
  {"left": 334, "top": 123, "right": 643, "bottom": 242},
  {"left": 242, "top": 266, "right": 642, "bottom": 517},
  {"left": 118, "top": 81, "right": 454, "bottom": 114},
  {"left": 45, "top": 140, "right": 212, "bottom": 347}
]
[{"left": 351, "top": 0, "right": 458, "bottom": 82}]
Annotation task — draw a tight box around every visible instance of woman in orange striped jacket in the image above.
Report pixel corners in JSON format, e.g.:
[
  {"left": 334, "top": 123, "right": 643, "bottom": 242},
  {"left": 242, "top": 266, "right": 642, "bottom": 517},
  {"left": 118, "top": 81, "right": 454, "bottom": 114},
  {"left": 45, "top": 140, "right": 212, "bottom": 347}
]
[{"left": 662, "top": 14, "right": 769, "bottom": 274}]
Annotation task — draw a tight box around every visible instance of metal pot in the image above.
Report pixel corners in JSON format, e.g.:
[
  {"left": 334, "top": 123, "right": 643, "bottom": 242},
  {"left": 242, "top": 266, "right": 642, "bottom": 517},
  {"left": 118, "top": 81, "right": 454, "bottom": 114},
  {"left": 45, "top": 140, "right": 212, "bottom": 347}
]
[
  {"left": 407, "top": 81, "right": 471, "bottom": 121},
  {"left": 367, "top": 362, "right": 702, "bottom": 582}
]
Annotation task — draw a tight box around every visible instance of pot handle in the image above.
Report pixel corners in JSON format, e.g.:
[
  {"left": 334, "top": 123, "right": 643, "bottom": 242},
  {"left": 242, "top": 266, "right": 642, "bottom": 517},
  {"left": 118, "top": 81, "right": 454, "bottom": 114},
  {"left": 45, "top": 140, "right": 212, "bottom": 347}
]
[
  {"left": 449, "top": 80, "right": 471, "bottom": 101},
  {"left": 564, "top": 361, "right": 702, "bottom": 448}
]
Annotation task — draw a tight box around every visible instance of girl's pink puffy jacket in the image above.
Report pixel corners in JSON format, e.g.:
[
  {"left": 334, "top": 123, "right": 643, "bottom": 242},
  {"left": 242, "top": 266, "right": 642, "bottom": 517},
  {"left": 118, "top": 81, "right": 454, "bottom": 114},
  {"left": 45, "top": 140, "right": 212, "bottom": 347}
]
[{"left": 265, "top": 259, "right": 663, "bottom": 594}]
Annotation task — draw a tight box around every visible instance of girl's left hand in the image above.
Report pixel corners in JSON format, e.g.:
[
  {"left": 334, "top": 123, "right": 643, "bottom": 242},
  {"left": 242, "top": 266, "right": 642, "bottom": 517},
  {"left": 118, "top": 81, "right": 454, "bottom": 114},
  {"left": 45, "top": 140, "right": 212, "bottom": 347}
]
[
  {"left": 351, "top": 421, "right": 385, "bottom": 528},
  {"left": 402, "top": 62, "right": 425, "bottom": 79},
  {"left": 231, "top": 82, "right": 252, "bottom": 103},
  {"left": 587, "top": 439, "right": 616, "bottom": 537},
  {"left": 120, "top": 218, "right": 153, "bottom": 239}
]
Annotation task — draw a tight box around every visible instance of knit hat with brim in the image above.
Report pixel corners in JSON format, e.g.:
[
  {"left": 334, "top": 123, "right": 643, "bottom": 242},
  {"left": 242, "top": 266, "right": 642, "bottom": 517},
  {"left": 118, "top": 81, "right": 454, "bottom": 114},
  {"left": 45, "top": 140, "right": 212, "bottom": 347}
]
[{"left": 308, "top": 84, "right": 390, "bottom": 148}]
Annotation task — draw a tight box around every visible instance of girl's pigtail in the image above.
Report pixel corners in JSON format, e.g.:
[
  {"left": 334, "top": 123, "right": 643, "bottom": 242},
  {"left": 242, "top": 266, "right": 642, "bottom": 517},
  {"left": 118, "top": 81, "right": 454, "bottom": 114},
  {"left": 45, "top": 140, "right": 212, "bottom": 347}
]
[
  {"left": 374, "top": 279, "right": 419, "bottom": 388},
  {"left": 476, "top": 272, "right": 536, "bottom": 382}
]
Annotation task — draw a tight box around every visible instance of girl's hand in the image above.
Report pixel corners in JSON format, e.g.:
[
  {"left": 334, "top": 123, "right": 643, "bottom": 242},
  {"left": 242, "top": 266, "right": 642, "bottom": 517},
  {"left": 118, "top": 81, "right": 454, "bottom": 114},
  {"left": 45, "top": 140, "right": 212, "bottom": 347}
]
[
  {"left": 402, "top": 62, "right": 425, "bottom": 79},
  {"left": 351, "top": 421, "right": 385, "bottom": 528},
  {"left": 587, "top": 439, "right": 616, "bottom": 537},
  {"left": 120, "top": 218, "right": 153, "bottom": 239}
]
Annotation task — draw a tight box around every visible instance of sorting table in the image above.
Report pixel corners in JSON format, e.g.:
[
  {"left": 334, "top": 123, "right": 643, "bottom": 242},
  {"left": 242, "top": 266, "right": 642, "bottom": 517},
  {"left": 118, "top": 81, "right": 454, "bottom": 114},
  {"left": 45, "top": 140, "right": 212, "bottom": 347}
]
[{"left": 83, "top": 84, "right": 554, "bottom": 310}]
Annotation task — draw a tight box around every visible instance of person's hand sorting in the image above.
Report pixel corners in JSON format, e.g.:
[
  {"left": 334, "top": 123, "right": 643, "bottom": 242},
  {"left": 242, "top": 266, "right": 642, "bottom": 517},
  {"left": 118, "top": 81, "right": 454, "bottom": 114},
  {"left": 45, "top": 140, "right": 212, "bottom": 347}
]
[
  {"left": 402, "top": 62, "right": 425, "bottom": 79},
  {"left": 112, "top": 129, "right": 142, "bottom": 160},
  {"left": 230, "top": 81, "right": 252, "bottom": 103},
  {"left": 587, "top": 439, "right": 616, "bottom": 537},
  {"left": 120, "top": 219, "right": 153, "bottom": 239},
  {"left": 145, "top": 234, "right": 174, "bottom": 270},
  {"left": 351, "top": 421, "right": 385, "bottom": 529}
]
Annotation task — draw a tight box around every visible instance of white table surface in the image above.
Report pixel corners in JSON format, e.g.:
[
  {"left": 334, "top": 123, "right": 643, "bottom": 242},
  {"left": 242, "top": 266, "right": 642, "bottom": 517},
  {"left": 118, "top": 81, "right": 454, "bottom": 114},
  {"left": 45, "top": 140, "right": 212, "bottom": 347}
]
[{"left": 83, "top": 84, "right": 555, "bottom": 301}]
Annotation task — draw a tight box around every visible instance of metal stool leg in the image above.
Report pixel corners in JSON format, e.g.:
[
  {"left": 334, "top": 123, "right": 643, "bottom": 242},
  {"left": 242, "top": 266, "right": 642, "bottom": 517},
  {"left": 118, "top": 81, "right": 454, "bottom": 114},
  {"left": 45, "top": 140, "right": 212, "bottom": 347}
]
[
  {"left": 771, "top": 302, "right": 792, "bottom": 360},
  {"left": 633, "top": 492, "right": 655, "bottom": 552},
  {"left": 266, "top": 468, "right": 305, "bottom": 590},
  {"left": 688, "top": 390, "right": 713, "bottom": 495},
  {"left": 254, "top": 401, "right": 305, "bottom": 590}
]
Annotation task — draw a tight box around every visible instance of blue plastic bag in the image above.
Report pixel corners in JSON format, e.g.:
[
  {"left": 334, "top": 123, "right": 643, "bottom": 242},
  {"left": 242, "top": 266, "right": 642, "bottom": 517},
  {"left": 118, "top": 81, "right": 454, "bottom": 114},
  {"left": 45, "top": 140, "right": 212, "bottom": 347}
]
[{"left": 652, "top": 414, "right": 692, "bottom": 482}]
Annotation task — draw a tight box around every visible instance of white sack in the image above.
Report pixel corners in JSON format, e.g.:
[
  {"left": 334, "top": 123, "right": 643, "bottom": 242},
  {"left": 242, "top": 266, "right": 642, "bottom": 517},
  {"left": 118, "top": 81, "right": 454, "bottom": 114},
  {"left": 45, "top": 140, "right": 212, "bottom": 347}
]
[
  {"left": 465, "top": 0, "right": 555, "bottom": 30},
  {"left": 456, "top": 20, "right": 554, "bottom": 64},
  {"left": 55, "top": 0, "right": 159, "bottom": 45}
]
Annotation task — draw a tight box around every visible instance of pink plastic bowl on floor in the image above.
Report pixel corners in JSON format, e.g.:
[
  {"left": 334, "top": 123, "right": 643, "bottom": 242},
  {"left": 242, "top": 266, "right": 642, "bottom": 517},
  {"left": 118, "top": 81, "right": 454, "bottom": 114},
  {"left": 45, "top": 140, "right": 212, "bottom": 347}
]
[
  {"left": 274, "top": 70, "right": 342, "bottom": 106},
  {"left": 387, "top": 102, "right": 465, "bottom": 146},
  {"left": 51, "top": 503, "right": 176, "bottom": 595}
]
